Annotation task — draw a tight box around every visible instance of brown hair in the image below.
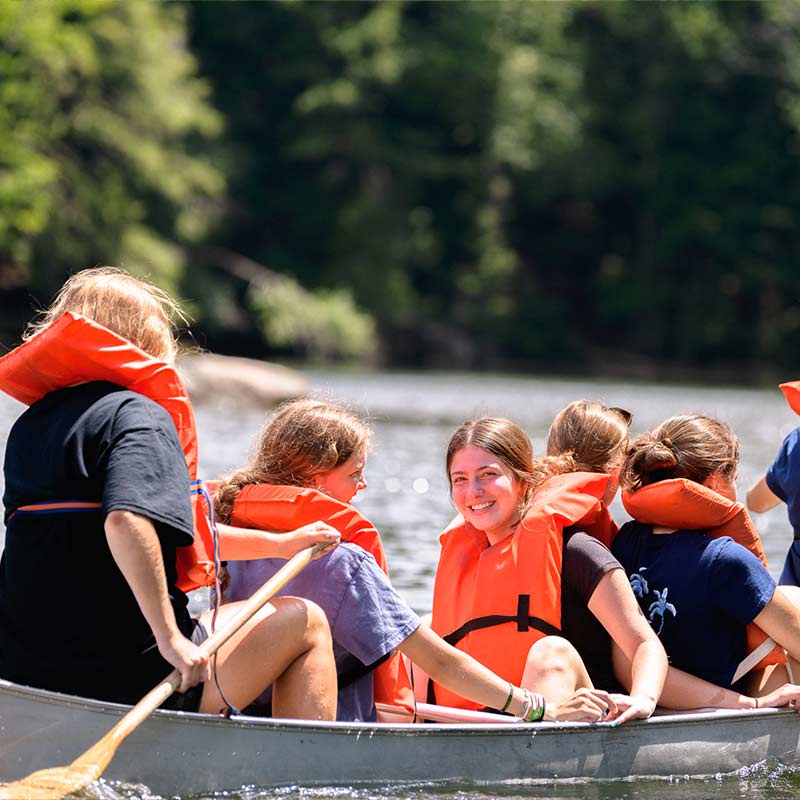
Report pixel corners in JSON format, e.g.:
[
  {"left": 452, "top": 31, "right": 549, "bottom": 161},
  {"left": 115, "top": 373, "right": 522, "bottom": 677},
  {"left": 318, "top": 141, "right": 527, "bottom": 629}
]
[
  {"left": 215, "top": 399, "right": 370, "bottom": 523},
  {"left": 621, "top": 413, "right": 739, "bottom": 492},
  {"left": 446, "top": 417, "right": 552, "bottom": 511},
  {"left": 24, "top": 266, "right": 184, "bottom": 363},
  {"left": 546, "top": 400, "right": 632, "bottom": 475}
]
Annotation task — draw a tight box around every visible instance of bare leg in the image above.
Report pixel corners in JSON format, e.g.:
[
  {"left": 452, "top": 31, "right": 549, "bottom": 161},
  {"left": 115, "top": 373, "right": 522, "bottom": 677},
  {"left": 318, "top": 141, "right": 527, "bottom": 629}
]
[
  {"left": 197, "top": 596, "right": 336, "bottom": 720},
  {"left": 751, "top": 585, "right": 800, "bottom": 693},
  {"left": 521, "top": 635, "right": 594, "bottom": 703}
]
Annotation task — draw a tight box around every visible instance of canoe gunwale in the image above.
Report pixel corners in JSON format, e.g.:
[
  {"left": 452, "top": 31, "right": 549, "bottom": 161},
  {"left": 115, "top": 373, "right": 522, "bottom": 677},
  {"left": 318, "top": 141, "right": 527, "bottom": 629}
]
[{"left": 1, "top": 678, "right": 790, "bottom": 734}]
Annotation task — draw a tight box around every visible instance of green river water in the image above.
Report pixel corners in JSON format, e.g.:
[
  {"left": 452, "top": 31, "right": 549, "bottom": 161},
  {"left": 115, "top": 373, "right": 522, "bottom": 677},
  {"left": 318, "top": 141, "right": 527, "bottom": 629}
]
[{"left": 2, "top": 369, "right": 800, "bottom": 799}]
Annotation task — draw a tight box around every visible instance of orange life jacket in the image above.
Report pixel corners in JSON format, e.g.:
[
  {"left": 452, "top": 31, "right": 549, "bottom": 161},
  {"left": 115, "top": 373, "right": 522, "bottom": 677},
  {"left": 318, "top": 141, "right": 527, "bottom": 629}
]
[
  {"left": 621, "top": 478, "right": 785, "bottom": 672},
  {"left": 429, "top": 471, "right": 612, "bottom": 710},
  {"left": 0, "top": 311, "right": 216, "bottom": 592},
  {"left": 230, "top": 483, "right": 415, "bottom": 720},
  {"left": 780, "top": 381, "right": 800, "bottom": 417}
]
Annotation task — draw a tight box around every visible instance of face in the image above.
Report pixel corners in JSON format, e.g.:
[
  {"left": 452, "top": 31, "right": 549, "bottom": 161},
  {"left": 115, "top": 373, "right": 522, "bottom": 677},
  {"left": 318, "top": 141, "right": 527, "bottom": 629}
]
[
  {"left": 449, "top": 444, "right": 525, "bottom": 545},
  {"left": 315, "top": 450, "right": 368, "bottom": 504}
]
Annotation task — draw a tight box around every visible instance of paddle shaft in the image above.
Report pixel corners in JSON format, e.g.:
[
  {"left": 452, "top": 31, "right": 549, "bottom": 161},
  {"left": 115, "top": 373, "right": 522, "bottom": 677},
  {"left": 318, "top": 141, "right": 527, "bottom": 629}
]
[
  {"left": 376, "top": 701, "right": 522, "bottom": 725},
  {"left": 97, "top": 541, "right": 328, "bottom": 749}
]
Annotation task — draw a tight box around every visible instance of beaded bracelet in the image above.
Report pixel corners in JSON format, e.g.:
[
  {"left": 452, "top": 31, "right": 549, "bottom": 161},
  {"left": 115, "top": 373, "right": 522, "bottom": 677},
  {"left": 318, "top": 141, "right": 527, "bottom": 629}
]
[
  {"left": 519, "top": 688, "right": 533, "bottom": 720},
  {"left": 523, "top": 692, "right": 546, "bottom": 723},
  {"left": 501, "top": 682, "right": 515, "bottom": 713}
]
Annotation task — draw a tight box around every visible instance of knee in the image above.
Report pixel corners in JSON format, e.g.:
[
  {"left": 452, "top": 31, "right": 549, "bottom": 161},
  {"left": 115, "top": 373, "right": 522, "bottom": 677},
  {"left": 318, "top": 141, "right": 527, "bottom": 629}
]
[
  {"left": 270, "top": 596, "right": 333, "bottom": 647},
  {"left": 303, "top": 599, "right": 333, "bottom": 646},
  {"left": 527, "top": 635, "right": 581, "bottom": 671}
]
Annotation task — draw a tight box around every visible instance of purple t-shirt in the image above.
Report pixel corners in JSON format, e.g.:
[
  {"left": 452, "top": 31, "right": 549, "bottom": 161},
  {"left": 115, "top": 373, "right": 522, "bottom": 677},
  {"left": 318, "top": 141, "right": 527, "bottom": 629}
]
[{"left": 226, "top": 542, "right": 420, "bottom": 722}]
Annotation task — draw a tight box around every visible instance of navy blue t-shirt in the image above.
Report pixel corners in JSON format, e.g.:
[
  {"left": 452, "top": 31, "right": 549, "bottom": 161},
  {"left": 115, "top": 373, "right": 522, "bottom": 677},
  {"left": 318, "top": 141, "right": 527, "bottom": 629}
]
[
  {"left": 766, "top": 427, "right": 800, "bottom": 585},
  {"left": 611, "top": 521, "right": 775, "bottom": 688},
  {"left": 766, "top": 426, "right": 800, "bottom": 538},
  {"left": 0, "top": 381, "right": 195, "bottom": 703}
]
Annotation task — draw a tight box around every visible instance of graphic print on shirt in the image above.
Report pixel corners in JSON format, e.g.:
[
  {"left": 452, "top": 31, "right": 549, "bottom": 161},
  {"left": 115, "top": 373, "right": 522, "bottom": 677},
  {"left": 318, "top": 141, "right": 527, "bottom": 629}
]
[
  {"left": 629, "top": 568, "right": 677, "bottom": 635},
  {"left": 630, "top": 567, "right": 649, "bottom": 598}
]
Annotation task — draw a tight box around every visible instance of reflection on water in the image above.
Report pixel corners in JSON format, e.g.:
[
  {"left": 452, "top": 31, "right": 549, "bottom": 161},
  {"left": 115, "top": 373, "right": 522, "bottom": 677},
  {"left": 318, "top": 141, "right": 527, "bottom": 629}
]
[
  {"left": 2, "top": 370, "right": 800, "bottom": 800},
  {"left": 85, "top": 760, "right": 800, "bottom": 800}
]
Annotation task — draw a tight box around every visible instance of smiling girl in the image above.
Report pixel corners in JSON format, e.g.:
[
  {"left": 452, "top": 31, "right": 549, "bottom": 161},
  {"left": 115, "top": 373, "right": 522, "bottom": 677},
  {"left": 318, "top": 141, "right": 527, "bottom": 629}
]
[{"left": 428, "top": 416, "right": 664, "bottom": 724}]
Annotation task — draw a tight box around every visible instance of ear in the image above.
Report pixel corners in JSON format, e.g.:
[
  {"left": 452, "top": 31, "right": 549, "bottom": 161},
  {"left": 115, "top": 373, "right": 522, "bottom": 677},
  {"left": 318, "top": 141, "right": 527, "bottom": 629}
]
[{"left": 704, "top": 470, "right": 736, "bottom": 501}]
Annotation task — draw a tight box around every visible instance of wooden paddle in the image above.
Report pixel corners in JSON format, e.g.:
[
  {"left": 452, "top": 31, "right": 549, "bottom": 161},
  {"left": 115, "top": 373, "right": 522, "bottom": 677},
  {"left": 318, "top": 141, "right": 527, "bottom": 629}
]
[{"left": 0, "top": 542, "right": 329, "bottom": 800}]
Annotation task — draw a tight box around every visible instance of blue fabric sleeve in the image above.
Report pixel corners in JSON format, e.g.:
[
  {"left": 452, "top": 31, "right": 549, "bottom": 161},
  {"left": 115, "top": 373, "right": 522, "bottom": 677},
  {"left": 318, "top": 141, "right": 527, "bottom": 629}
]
[
  {"left": 331, "top": 552, "right": 421, "bottom": 667},
  {"left": 765, "top": 427, "right": 800, "bottom": 503},
  {"left": 709, "top": 538, "right": 776, "bottom": 626}
]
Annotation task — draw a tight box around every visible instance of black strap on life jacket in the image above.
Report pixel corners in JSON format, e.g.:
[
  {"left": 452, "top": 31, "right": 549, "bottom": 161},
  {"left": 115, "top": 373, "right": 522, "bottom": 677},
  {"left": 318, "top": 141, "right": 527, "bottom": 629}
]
[{"left": 427, "top": 594, "right": 560, "bottom": 705}]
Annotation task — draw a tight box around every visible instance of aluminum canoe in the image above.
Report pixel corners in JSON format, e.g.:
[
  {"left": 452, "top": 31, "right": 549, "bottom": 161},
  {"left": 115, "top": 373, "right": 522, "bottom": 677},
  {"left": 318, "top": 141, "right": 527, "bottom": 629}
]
[{"left": 1, "top": 678, "right": 799, "bottom": 795}]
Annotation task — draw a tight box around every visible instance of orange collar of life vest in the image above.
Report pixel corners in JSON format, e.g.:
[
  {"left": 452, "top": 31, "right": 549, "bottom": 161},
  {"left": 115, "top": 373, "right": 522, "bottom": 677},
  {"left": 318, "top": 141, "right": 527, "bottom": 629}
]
[
  {"left": 781, "top": 381, "right": 800, "bottom": 419},
  {"left": 0, "top": 311, "right": 198, "bottom": 477},
  {"left": 0, "top": 312, "right": 215, "bottom": 591},
  {"left": 621, "top": 478, "right": 767, "bottom": 567},
  {"left": 232, "top": 483, "right": 388, "bottom": 574}
]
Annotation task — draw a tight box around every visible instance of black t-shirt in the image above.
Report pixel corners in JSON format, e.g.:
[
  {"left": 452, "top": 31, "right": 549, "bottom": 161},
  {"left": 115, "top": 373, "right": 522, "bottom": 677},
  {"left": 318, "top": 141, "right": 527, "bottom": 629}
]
[
  {"left": 561, "top": 528, "right": 624, "bottom": 693},
  {"left": 0, "top": 381, "right": 195, "bottom": 702}
]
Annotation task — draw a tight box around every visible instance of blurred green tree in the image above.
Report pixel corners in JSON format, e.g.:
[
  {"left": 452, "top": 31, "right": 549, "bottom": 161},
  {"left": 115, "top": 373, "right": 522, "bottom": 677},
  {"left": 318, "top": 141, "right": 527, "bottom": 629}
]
[{"left": 0, "top": 0, "right": 223, "bottom": 315}]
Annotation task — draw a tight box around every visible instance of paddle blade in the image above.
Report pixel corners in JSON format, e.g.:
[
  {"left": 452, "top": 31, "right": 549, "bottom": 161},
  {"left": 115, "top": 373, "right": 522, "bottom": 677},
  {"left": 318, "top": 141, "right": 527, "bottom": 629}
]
[{"left": 0, "top": 762, "right": 100, "bottom": 800}]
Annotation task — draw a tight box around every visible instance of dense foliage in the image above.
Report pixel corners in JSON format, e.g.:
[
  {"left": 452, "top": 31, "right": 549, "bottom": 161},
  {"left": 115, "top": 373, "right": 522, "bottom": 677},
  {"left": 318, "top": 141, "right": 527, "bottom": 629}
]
[{"left": 3, "top": 0, "right": 800, "bottom": 379}]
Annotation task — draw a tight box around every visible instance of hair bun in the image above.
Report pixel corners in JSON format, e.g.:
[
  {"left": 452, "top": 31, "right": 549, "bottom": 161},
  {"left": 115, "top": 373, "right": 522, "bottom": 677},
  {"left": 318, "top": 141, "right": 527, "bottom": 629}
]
[{"left": 642, "top": 442, "right": 678, "bottom": 474}]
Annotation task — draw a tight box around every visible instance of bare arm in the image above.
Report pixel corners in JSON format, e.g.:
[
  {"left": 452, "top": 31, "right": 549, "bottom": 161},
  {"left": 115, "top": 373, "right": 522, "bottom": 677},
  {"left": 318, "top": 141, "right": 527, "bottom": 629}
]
[
  {"left": 399, "top": 624, "right": 613, "bottom": 722},
  {"left": 654, "top": 665, "right": 755, "bottom": 710},
  {"left": 746, "top": 475, "right": 782, "bottom": 514},
  {"left": 753, "top": 585, "right": 800, "bottom": 660},
  {"left": 589, "top": 568, "right": 667, "bottom": 723},
  {"left": 653, "top": 586, "right": 800, "bottom": 710},
  {"left": 217, "top": 521, "right": 340, "bottom": 561},
  {"left": 653, "top": 663, "right": 800, "bottom": 711},
  {"left": 105, "top": 510, "right": 208, "bottom": 692}
]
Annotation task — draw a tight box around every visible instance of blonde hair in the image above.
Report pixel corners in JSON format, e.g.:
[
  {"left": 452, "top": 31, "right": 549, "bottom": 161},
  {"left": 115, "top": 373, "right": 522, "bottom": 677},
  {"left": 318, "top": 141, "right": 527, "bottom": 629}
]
[
  {"left": 621, "top": 413, "right": 739, "bottom": 492},
  {"left": 446, "top": 417, "right": 553, "bottom": 512},
  {"left": 24, "top": 267, "right": 184, "bottom": 363},
  {"left": 546, "top": 400, "right": 632, "bottom": 475},
  {"left": 215, "top": 399, "right": 370, "bottom": 523}
]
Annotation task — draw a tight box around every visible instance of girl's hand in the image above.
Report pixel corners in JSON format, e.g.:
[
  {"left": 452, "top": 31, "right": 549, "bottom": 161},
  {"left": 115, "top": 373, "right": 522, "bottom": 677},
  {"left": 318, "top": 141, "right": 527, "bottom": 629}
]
[
  {"left": 549, "top": 688, "right": 618, "bottom": 722},
  {"left": 605, "top": 692, "right": 657, "bottom": 725},
  {"left": 280, "top": 522, "right": 341, "bottom": 559},
  {"left": 755, "top": 683, "right": 800, "bottom": 711},
  {"left": 157, "top": 631, "right": 210, "bottom": 693}
]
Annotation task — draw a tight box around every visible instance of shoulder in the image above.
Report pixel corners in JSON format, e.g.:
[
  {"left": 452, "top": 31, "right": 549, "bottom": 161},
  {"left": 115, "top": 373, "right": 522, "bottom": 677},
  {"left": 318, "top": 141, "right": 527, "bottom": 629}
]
[
  {"left": 49, "top": 382, "right": 174, "bottom": 431},
  {"left": 563, "top": 530, "right": 621, "bottom": 596},
  {"left": 767, "top": 427, "right": 800, "bottom": 495},
  {"left": 101, "top": 387, "right": 174, "bottom": 428},
  {"left": 319, "top": 542, "right": 385, "bottom": 580},
  {"left": 705, "top": 536, "right": 767, "bottom": 572},
  {"left": 610, "top": 520, "right": 649, "bottom": 555}
]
